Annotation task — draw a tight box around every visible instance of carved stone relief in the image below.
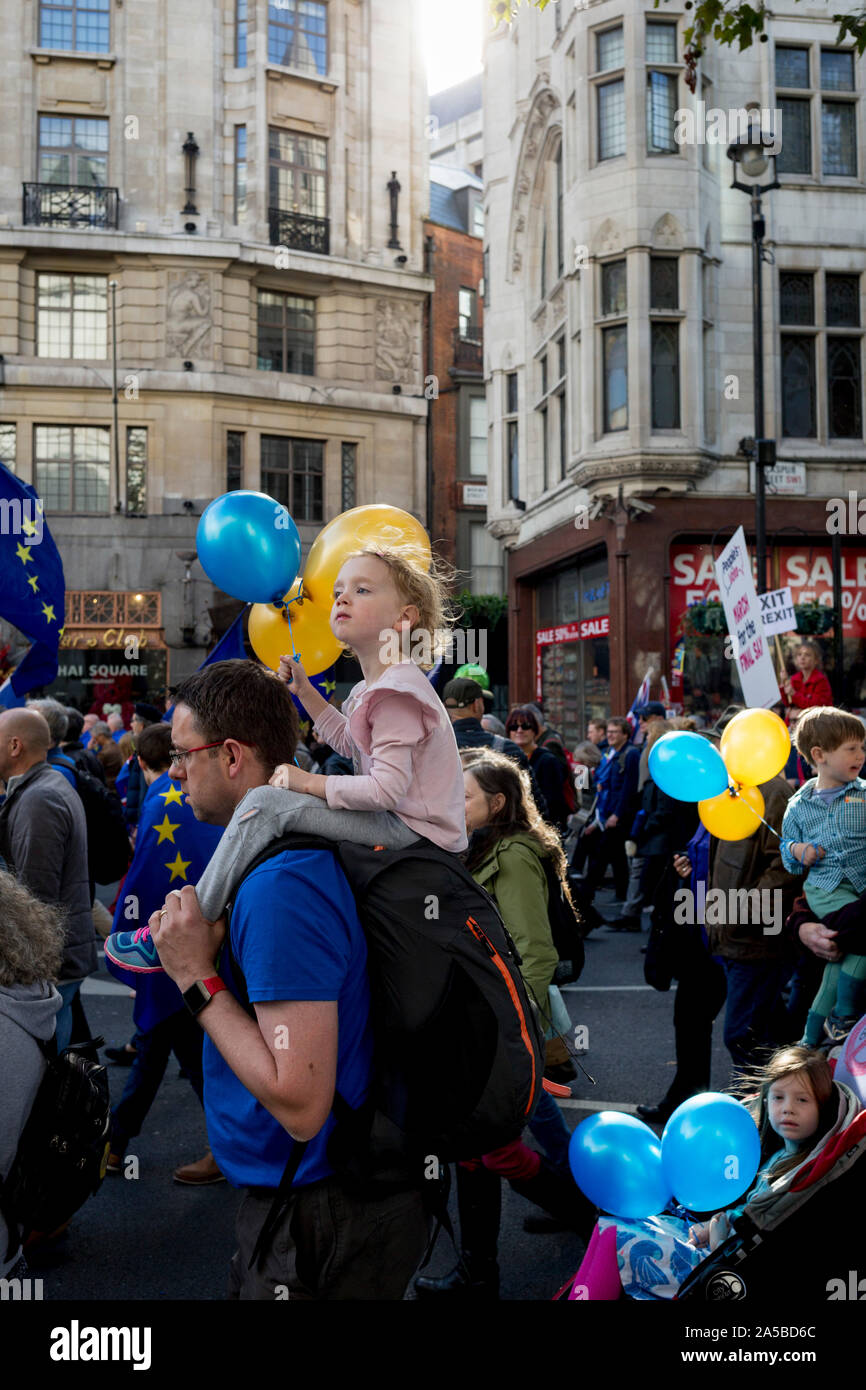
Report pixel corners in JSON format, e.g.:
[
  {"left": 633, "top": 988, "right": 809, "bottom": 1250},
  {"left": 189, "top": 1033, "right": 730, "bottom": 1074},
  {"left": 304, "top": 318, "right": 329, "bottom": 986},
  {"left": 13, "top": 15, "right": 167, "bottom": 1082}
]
[
  {"left": 375, "top": 297, "right": 416, "bottom": 384},
  {"left": 165, "top": 270, "right": 213, "bottom": 358}
]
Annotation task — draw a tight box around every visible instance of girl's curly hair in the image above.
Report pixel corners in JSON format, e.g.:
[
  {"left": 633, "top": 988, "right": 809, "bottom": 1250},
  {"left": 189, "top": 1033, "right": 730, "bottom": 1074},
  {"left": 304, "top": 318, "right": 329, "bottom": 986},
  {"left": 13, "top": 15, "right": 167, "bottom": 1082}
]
[
  {"left": 336, "top": 544, "right": 460, "bottom": 669},
  {"left": 0, "top": 870, "right": 66, "bottom": 987}
]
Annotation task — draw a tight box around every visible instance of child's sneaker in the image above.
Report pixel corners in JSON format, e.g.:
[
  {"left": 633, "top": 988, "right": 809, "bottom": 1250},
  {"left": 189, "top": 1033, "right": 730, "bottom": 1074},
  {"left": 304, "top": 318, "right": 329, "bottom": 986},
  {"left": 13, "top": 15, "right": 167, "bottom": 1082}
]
[
  {"left": 104, "top": 925, "right": 164, "bottom": 975},
  {"left": 823, "top": 1013, "right": 857, "bottom": 1043}
]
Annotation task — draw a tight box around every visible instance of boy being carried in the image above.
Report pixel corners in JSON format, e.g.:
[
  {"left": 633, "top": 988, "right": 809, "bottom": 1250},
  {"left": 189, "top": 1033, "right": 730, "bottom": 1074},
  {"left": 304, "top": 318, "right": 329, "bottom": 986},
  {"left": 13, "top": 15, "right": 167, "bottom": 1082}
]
[{"left": 780, "top": 707, "right": 866, "bottom": 1044}]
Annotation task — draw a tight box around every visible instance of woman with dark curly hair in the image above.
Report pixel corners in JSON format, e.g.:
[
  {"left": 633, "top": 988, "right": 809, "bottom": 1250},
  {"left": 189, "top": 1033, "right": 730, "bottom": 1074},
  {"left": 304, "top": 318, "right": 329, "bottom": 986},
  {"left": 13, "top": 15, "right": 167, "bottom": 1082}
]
[{"left": 0, "top": 871, "right": 64, "bottom": 1277}]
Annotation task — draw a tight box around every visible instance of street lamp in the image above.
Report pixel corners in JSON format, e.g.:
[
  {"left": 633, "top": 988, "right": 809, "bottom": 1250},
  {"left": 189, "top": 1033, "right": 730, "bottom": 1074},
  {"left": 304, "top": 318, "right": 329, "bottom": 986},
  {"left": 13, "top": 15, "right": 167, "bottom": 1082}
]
[{"left": 727, "top": 120, "right": 780, "bottom": 596}]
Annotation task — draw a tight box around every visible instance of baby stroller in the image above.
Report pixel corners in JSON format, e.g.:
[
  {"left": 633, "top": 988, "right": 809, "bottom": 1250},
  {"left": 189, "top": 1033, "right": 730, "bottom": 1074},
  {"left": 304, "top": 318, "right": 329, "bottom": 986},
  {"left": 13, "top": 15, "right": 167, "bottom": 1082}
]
[
  {"left": 555, "top": 1081, "right": 865, "bottom": 1302},
  {"left": 676, "top": 1081, "right": 865, "bottom": 1301}
]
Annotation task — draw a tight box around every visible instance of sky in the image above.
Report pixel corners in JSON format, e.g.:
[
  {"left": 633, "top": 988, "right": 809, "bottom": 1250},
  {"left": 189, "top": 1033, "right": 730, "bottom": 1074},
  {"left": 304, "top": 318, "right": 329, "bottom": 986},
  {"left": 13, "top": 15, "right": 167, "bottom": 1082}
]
[{"left": 420, "top": 0, "right": 485, "bottom": 96}]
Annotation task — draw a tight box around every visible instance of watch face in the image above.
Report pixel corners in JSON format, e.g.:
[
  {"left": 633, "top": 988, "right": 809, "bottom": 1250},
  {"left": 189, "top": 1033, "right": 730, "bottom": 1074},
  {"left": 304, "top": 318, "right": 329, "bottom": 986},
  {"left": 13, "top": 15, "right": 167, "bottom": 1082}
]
[{"left": 184, "top": 981, "right": 210, "bottom": 1014}]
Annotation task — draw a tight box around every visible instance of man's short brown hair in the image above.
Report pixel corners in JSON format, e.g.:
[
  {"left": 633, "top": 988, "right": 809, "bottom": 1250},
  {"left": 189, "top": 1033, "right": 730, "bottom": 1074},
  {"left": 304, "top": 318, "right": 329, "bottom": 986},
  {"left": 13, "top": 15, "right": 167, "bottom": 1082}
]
[
  {"left": 795, "top": 706, "right": 866, "bottom": 758},
  {"left": 136, "top": 721, "right": 172, "bottom": 772},
  {"left": 170, "top": 659, "right": 298, "bottom": 774}
]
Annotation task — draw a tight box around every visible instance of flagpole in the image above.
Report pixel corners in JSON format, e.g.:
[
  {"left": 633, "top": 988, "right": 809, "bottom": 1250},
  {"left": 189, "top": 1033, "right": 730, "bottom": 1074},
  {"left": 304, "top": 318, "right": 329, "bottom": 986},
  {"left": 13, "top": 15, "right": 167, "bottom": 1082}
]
[{"left": 110, "top": 279, "right": 123, "bottom": 514}]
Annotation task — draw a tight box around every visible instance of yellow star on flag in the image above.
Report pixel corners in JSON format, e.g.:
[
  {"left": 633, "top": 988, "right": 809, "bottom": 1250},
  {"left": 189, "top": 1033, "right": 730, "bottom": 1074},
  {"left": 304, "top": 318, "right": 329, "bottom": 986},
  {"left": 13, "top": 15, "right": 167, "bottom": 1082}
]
[
  {"left": 27, "top": 574, "right": 39, "bottom": 593},
  {"left": 322, "top": 679, "right": 336, "bottom": 695},
  {"left": 15, "top": 542, "right": 33, "bottom": 566},
  {"left": 41, "top": 602, "right": 56, "bottom": 623},
  {"left": 165, "top": 851, "right": 191, "bottom": 883},
  {"left": 152, "top": 814, "right": 180, "bottom": 845},
  {"left": 160, "top": 783, "right": 185, "bottom": 806},
  {"left": 21, "top": 516, "right": 38, "bottom": 536}
]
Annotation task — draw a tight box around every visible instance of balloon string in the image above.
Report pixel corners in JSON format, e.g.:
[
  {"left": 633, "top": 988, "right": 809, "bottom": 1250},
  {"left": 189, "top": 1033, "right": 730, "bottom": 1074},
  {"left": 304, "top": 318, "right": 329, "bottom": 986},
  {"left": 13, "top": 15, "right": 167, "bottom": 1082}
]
[
  {"left": 732, "top": 789, "right": 781, "bottom": 840},
  {"left": 284, "top": 603, "right": 299, "bottom": 661}
]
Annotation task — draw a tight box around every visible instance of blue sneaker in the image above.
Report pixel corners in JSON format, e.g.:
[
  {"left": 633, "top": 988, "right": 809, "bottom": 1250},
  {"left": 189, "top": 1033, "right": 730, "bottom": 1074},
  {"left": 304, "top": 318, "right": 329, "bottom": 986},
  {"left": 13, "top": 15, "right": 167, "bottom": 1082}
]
[{"left": 104, "top": 925, "right": 164, "bottom": 975}]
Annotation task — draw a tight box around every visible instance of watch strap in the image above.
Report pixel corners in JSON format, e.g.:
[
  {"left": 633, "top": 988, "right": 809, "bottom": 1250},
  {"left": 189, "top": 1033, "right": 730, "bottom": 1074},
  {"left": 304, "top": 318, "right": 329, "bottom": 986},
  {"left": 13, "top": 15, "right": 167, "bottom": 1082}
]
[{"left": 183, "top": 975, "right": 228, "bottom": 1016}]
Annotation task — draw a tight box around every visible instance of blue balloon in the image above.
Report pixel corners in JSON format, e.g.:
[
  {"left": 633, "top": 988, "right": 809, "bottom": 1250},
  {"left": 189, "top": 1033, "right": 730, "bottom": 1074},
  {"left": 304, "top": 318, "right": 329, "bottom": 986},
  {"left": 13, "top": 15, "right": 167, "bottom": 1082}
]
[
  {"left": 648, "top": 731, "right": 730, "bottom": 802},
  {"left": 196, "top": 491, "right": 301, "bottom": 603},
  {"left": 569, "top": 1112, "right": 670, "bottom": 1219},
  {"left": 661, "top": 1093, "right": 761, "bottom": 1212}
]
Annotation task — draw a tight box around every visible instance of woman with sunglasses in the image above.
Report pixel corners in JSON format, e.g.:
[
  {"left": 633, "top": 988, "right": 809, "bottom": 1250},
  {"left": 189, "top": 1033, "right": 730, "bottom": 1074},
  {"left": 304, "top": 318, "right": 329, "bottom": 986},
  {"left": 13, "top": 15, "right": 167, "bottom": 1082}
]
[{"left": 505, "top": 705, "right": 571, "bottom": 835}]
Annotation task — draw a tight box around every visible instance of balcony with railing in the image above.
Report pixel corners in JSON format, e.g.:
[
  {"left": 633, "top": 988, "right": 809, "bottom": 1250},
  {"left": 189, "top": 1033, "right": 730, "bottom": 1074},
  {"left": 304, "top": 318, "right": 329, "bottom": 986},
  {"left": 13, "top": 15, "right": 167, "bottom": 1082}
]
[
  {"left": 452, "top": 326, "right": 483, "bottom": 373},
  {"left": 268, "top": 207, "right": 330, "bottom": 255},
  {"left": 23, "top": 183, "right": 120, "bottom": 230}
]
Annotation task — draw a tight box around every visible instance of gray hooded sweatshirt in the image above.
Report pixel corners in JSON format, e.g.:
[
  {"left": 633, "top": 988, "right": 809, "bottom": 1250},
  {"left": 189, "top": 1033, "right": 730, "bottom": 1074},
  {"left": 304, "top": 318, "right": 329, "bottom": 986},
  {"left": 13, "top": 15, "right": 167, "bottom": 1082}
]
[{"left": 0, "top": 981, "right": 61, "bottom": 1276}]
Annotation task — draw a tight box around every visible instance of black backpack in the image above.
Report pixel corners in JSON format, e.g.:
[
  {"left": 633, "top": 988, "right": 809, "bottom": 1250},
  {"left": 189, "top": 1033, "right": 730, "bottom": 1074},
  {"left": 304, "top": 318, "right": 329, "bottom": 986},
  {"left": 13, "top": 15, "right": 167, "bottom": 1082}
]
[
  {"left": 52, "top": 753, "right": 131, "bottom": 885},
  {"left": 540, "top": 856, "right": 586, "bottom": 986},
  {"left": 0, "top": 1036, "right": 111, "bottom": 1261},
  {"left": 223, "top": 833, "right": 546, "bottom": 1267}
]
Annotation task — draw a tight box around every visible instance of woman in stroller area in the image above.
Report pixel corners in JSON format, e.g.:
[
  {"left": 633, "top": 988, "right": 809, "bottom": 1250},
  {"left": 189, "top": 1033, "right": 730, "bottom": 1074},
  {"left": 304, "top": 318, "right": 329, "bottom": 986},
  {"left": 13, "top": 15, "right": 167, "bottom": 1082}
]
[{"left": 560, "top": 1045, "right": 864, "bottom": 1301}]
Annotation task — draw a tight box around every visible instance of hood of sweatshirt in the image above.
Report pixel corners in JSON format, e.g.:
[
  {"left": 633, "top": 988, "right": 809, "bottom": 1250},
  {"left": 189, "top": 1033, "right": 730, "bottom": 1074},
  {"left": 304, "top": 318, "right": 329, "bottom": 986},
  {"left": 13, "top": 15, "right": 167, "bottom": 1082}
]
[{"left": 0, "top": 981, "right": 61, "bottom": 1042}]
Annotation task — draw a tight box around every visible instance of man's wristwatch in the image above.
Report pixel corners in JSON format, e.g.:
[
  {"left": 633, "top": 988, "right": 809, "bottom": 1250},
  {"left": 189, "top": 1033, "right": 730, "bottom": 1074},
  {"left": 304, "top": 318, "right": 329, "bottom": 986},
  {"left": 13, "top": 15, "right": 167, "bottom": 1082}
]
[{"left": 182, "top": 976, "right": 228, "bottom": 1017}]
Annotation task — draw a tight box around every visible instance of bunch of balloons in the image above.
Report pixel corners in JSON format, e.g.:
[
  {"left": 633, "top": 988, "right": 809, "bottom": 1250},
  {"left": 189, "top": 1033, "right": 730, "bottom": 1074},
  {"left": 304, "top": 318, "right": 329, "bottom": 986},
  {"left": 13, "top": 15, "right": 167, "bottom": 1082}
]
[
  {"left": 647, "top": 707, "right": 792, "bottom": 842},
  {"left": 195, "top": 491, "right": 432, "bottom": 681},
  {"left": 568, "top": 1093, "right": 761, "bottom": 1220}
]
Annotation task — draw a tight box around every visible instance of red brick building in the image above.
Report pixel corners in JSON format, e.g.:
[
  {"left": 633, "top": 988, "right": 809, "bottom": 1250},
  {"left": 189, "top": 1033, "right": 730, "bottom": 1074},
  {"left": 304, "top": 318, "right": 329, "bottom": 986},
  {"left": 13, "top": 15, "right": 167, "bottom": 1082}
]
[{"left": 424, "top": 166, "right": 502, "bottom": 596}]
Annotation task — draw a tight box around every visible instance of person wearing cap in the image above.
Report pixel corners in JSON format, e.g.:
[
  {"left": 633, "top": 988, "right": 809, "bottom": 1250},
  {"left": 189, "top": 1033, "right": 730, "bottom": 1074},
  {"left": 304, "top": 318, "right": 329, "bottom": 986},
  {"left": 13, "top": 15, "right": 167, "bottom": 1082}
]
[
  {"left": 442, "top": 678, "right": 549, "bottom": 821},
  {"left": 121, "top": 701, "right": 164, "bottom": 830}
]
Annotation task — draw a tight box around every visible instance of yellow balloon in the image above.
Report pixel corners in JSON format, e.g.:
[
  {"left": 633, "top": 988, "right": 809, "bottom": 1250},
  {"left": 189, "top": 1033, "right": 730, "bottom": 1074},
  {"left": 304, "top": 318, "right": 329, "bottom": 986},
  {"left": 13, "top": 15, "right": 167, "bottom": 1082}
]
[
  {"left": 303, "top": 505, "right": 432, "bottom": 610},
  {"left": 720, "top": 708, "right": 791, "bottom": 786},
  {"left": 699, "top": 784, "right": 766, "bottom": 841},
  {"left": 248, "top": 591, "right": 342, "bottom": 676}
]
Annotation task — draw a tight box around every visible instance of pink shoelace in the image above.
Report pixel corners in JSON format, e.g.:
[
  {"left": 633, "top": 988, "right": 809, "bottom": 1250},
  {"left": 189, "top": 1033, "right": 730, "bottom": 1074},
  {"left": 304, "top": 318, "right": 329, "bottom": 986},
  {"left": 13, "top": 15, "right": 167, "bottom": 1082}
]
[{"left": 132, "top": 926, "right": 152, "bottom": 944}]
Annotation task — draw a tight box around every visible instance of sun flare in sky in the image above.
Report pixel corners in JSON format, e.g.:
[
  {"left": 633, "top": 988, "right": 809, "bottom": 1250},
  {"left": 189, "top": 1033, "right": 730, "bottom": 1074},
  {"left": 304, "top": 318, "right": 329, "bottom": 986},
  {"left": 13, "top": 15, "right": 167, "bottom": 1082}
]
[{"left": 420, "top": 0, "right": 485, "bottom": 96}]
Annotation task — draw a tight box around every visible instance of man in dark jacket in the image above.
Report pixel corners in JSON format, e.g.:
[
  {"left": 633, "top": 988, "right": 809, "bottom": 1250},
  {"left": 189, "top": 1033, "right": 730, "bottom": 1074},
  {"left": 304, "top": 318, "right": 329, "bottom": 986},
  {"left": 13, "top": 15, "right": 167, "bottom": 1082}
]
[
  {"left": 27, "top": 697, "right": 77, "bottom": 789},
  {"left": 708, "top": 773, "right": 800, "bottom": 1073},
  {"left": 62, "top": 706, "right": 106, "bottom": 782},
  {"left": 0, "top": 707, "right": 95, "bottom": 1051},
  {"left": 579, "top": 717, "right": 641, "bottom": 901},
  {"left": 442, "top": 677, "right": 549, "bottom": 819}
]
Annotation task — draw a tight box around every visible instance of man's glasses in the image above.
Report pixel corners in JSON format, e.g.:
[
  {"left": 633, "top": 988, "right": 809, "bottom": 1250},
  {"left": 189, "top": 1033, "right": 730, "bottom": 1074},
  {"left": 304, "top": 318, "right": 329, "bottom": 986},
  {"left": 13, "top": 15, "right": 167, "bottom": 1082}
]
[{"left": 168, "top": 738, "right": 254, "bottom": 767}]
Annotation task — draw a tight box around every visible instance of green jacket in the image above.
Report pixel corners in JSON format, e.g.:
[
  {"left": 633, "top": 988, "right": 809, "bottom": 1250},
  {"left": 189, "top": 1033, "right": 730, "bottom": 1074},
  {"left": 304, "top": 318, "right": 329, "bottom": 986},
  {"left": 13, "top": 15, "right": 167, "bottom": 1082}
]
[{"left": 469, "top": 832, "right": 559, "bottom": 1009}]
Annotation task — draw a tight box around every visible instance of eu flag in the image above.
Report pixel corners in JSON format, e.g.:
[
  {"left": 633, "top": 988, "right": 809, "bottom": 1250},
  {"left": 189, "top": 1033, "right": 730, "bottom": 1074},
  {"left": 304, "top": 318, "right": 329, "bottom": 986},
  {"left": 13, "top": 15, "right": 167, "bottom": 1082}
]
[
  {"left": 0, "top": 459, "right": 66, "bottom": 707},
  {"left": 107, "top": 770, "right": 223, "bottom": 1030}
]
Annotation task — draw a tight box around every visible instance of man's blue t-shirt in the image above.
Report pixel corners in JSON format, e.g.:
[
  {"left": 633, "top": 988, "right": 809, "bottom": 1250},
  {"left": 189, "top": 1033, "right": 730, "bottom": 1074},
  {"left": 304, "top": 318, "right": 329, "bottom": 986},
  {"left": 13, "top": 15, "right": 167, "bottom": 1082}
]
[{"left": 203, "top": 848, "right": 372, "bottom": 1190}]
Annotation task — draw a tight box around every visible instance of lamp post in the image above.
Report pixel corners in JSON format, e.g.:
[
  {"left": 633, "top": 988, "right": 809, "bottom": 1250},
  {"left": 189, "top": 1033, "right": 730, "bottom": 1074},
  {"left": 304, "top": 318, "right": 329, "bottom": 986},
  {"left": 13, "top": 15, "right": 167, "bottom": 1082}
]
[{"left": 727, "top": 124, "right": 780, "bottom": 596}]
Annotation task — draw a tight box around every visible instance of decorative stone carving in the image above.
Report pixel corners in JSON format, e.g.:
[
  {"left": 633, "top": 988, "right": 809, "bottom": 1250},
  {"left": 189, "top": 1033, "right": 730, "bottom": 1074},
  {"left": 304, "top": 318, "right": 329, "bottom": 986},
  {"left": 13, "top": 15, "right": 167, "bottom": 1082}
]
[
  {"left": 515, "top": 213, "right": 525, "bottom": 233},
  {"left": 165, "top": 270, "right": 212, "bottom": 358},
  {"left": 652, "top": 212, "right": 683, "bottom": 249},
  {"left": 488, "top": 516, "right": 523, "bottom": 541},
  {"left": 593, "top": 218, "right": 623, "bottom": 256},
  {"left": 512, "top": 251, "right": 523, "bottom": 274},
  {"left": 375, "top": 297, "right": 416, "bottom": 384}
]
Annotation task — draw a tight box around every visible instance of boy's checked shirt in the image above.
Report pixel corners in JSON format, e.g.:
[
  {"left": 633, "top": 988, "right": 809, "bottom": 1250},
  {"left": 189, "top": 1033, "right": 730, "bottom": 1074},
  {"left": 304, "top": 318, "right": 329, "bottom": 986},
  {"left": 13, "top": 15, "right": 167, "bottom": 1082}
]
[{"left": 780, "top": 776, "right": 866, "bottom": 895}]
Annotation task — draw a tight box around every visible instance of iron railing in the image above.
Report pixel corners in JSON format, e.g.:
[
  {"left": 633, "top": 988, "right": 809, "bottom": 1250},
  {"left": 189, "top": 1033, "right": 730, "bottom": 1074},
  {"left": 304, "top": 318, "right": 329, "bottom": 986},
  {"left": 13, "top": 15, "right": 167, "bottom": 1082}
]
[
  {"left": 268, "top": 207, "right": 330, "bottom": 254},
  {"left": 23, "top": 183, "right": 119, "bottom": 229}
]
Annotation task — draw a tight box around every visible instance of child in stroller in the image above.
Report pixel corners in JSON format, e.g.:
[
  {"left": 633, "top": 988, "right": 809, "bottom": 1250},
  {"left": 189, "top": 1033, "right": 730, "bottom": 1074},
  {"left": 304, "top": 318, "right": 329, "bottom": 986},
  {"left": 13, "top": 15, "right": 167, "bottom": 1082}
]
[{"left": 558, "top": 1045, "right": 864, "bottom": 1301}]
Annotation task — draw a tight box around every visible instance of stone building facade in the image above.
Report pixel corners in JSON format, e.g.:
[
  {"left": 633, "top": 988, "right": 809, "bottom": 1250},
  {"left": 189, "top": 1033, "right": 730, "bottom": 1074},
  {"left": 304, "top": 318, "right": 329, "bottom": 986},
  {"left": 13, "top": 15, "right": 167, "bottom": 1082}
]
[
  {"left": 483, "top": 0, "right": 866, "bottom": 745},
  {"left": 0, "top": 0, "right": 431, "bottom": 700}
]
